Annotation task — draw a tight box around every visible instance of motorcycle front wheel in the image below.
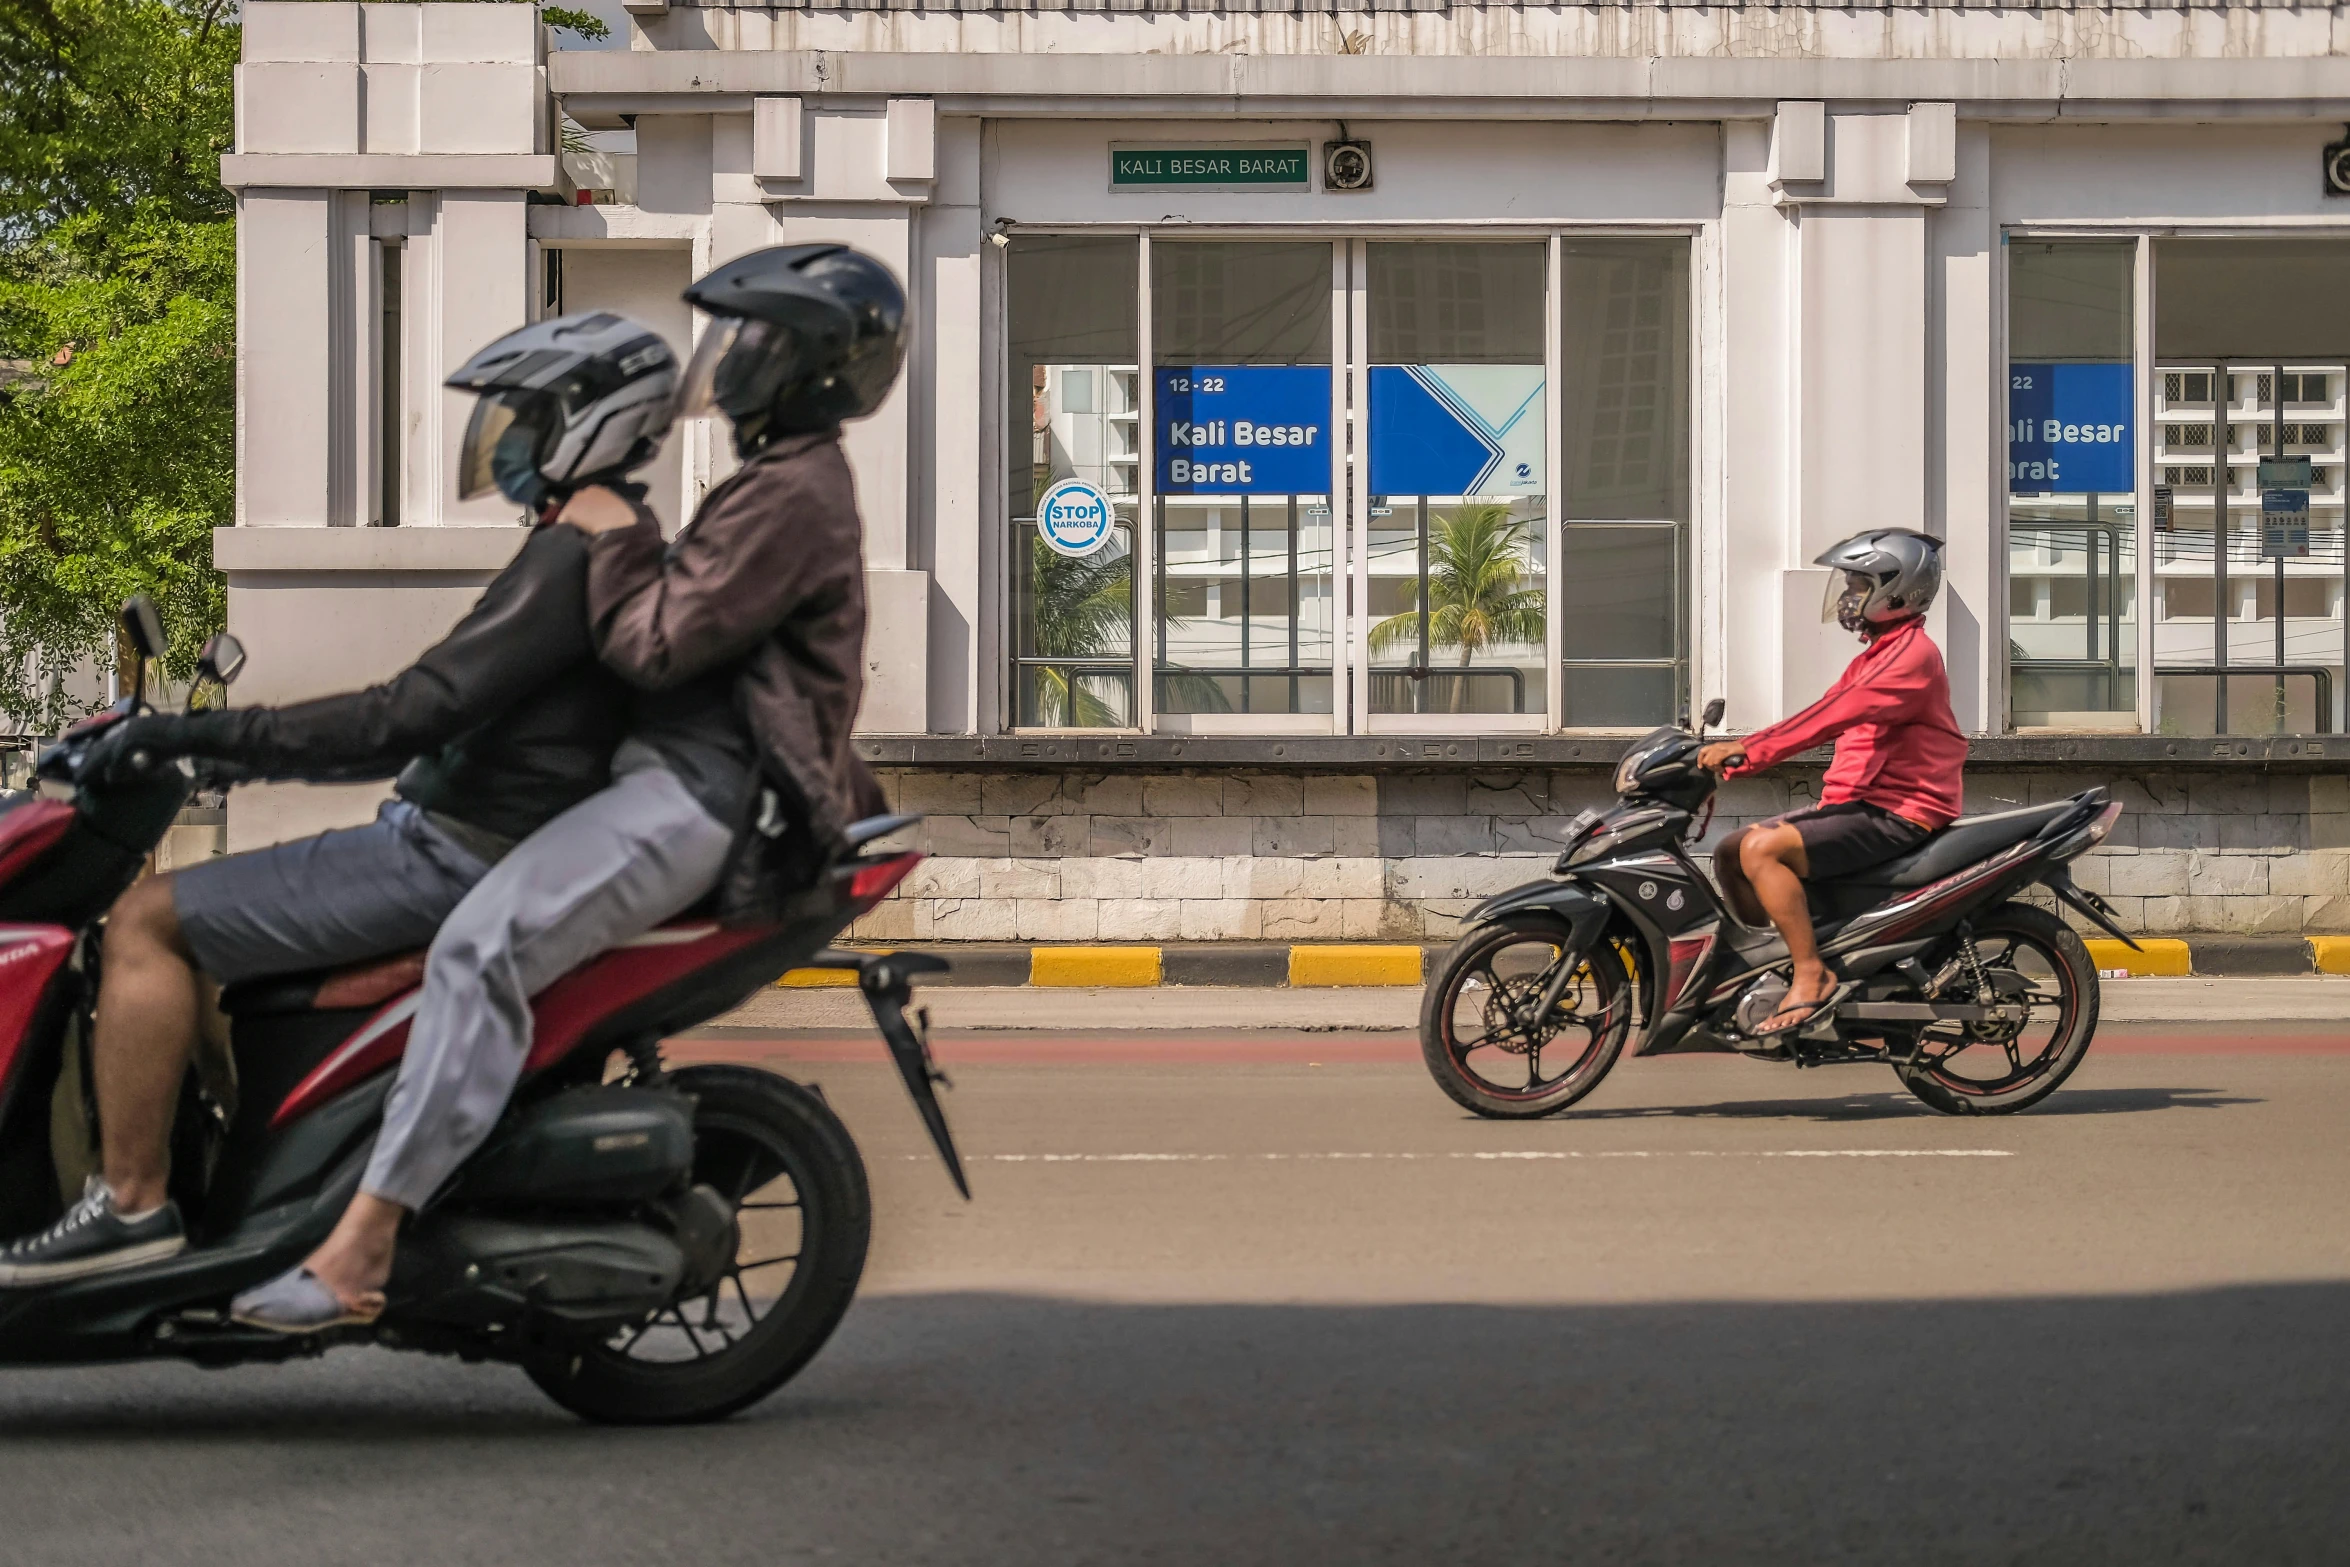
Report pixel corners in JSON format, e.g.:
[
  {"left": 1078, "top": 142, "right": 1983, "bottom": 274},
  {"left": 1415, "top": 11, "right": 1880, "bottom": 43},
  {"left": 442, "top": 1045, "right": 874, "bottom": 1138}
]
[
  {"left": 1894, "top": 902, "right": 2097, "bottom": 1116},
  {"left": 527, "top": 1065, "right": 872, "bottom": 1424},
  {"left": 1421, "top": 912, "right": 1636, "bottom": 1119}
]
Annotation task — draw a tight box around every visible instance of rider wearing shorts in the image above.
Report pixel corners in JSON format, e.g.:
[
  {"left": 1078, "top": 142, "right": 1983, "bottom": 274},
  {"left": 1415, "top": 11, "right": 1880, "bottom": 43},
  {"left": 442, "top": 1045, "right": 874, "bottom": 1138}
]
[{"left": 1697, "top": 529, "right": 1966, "bottom": 1037}]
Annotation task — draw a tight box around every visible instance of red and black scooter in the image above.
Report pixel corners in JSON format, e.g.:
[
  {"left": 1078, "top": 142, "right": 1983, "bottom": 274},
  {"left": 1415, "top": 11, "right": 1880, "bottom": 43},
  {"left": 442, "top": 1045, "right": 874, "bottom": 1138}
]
[{"left": 0, "top": 599, "right": 964, "bottom": 1424}]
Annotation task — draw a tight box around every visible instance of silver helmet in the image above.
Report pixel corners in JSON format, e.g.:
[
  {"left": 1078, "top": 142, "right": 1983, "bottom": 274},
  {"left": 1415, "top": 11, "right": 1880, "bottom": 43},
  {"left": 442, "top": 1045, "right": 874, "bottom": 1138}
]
[
  {"left": 1817, "top": 528, "right": 1945, "bottom": 634},
  {"left": 449, "top": 311, "right": 678, "bottom": 512}
]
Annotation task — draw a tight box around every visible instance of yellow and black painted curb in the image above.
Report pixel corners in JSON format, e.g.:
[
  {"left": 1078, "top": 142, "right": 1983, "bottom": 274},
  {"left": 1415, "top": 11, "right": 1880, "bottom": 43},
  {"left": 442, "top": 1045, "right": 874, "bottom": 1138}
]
[{"left": 782, "top": 934, "right": 2349, "bottom": 988}]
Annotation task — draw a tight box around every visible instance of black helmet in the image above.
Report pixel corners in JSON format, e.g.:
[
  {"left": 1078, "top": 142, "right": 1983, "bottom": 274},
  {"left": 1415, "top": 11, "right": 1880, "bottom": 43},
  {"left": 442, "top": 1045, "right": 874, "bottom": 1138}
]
[
  {"left": 675, "top": 244, "right": 907, "bottom": 453},
  {"left": 1817, "top": 528, "right": 1946, "bottom": 635},
  {"left": 448, "top": 311, "right": 677, "bottom": 512}
]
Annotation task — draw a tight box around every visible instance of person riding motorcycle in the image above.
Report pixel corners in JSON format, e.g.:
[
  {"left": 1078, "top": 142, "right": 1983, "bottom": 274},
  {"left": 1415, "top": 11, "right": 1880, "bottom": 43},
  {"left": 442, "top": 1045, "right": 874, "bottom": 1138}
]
[
  {"left": 229, "top": 244, "right": 904, "bottom": 1332},
  {"left": 0, "top": 312, "right": 677, "bottom": 1288},
  {"left": 1695, "top": 529, "right": 1965, "bottom": 1038}
]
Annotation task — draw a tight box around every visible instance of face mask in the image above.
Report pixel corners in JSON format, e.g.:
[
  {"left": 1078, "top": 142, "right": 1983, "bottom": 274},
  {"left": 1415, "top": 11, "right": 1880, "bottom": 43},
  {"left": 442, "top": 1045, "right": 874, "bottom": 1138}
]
[
  {"left": 1834, "top": 575, "right": 1871, "bottom": 635},
  {"left": 491, "top": 421, "right": 550, "bottom": 509}
]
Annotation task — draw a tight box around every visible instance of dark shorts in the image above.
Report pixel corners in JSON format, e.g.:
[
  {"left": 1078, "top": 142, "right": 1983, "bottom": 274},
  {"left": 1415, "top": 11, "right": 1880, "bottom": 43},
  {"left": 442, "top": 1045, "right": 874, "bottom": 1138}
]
[
  {"left": 172, "top": 799, "right": 493, "bottom": 986},
  {"left": 1771, "top": 801, "right": 1932, "bottom": 882}
]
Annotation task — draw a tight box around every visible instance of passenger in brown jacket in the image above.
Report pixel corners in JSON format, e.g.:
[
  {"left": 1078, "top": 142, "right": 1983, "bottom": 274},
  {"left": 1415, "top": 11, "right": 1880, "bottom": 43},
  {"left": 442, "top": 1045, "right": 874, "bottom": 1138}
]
[{"left": 234, "top": 246, "right": 908, "bottom": 1330}]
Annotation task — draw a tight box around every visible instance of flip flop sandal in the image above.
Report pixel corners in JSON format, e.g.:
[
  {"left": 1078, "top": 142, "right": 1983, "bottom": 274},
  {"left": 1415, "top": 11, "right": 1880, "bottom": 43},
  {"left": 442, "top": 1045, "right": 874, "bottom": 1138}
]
[
  {"left": 229, "top": 1267, "right": 385, "bottom": 1335},
  {"left": 1749, "top": 998, "right": 1829, "bottom": 1038}
]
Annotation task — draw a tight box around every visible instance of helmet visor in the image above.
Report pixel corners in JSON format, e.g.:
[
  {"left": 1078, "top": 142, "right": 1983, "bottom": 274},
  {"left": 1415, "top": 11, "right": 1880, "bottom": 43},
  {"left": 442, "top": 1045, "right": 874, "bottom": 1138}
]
[
  {"left": 457, "top": 390, "right": 560, "bottom": 503},
  {"left": 1822, "top": 570, "right": 1871, "bottom": 626},
  {"left": 674, "top": 316, "right": 802, "bottom": 424}
]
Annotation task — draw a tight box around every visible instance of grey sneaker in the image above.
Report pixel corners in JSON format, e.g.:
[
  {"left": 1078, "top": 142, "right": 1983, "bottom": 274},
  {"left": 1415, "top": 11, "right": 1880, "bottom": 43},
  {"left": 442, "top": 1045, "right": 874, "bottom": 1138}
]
[{"left": 0, "top": 1177, "right": 185, "bottom": 1287}]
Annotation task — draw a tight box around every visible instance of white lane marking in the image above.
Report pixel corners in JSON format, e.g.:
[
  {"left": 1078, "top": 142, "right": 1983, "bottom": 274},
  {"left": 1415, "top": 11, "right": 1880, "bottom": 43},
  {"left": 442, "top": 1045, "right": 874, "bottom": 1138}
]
[{"left": 907, "top": 1149, "right": 2013, "bottom": 1164}]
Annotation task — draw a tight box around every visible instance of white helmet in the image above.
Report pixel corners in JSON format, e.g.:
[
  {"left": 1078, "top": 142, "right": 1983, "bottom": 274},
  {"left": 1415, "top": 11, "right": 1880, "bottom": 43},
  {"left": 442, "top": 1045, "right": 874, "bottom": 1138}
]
[
  {"left": 1818, "top": 528, "right": 1945, "bottom": 634},
  {"left": 449, "top": 311, "right": 677, "bottom": 512}
]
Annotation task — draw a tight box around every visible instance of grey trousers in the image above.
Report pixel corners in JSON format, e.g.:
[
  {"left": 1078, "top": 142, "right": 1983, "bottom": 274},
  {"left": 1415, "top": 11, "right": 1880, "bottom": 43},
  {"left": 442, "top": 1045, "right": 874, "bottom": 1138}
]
[{"left": 361, "top": 752, "right": 736, "bottom": 1210}]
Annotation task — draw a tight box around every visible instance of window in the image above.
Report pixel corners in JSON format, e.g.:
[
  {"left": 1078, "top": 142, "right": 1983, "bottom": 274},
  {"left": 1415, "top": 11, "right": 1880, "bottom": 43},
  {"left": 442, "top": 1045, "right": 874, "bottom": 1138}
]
[
  {"left": 1153, "top": 240, "right": 1336, "bottom": 720},
  {"left": 1000, "top": 230, "right": 1695, "bottom": 735},
  {"left": 1366, "top": 242, "right": 1548, "bottom": 718},
  {"left": 2007, "top": 241, "right": 2137, "bottom": 730},
  {"left": 1007, "top": 236, "right": 1139, "bottom": 728},
  {"left": 375, "top": 239, "right": 403, "bottom": 527},
  {"left": 2151, "top": 236, "right": 2350, "bottom": 734},
  {"left": 1558, "top": 240, "right": 1691, "bottom": 728}
]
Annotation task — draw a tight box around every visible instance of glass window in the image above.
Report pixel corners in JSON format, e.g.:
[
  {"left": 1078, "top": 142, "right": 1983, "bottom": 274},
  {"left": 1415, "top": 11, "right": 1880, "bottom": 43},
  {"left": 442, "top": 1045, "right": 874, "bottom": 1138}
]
[
  {"left": 1152, "top": 241, "right": 1336, "bottom": 718},
  {"left": 1366, "top": 243, "right": 1549, "bottom": 718},
  {"left": 2008, "top": 241, "right": 2139, "bottom": 731},
  {"left": 1008, "top": 236, "right": 1139, "bottom": 728},
  {"left": 2151, "top": 238, "right": 2350, "bottom": 735},
  {"left": 1558, "top": 240, "right": 1690, "bottom": 728}
]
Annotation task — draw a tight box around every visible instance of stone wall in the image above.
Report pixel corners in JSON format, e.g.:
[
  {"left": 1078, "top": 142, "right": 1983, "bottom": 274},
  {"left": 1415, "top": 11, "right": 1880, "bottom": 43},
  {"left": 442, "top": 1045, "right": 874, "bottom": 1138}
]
[{"left": 849, "top": 768, "right": 2350, "bottom": 944}]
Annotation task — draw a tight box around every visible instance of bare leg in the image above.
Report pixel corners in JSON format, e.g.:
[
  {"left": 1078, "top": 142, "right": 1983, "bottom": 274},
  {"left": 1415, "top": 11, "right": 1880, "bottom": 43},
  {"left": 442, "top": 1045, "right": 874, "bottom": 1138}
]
[
  {"left": 92, "top": 875, "right": 202, "bottom": 1214},
  {"left": 299, "top": 1192, "right": 404, "bottom": 1312},
  {"left": 1711, "top": 826, "right": 1766, "bottom": 926},
  {"left": 1737, "top": 823, "right": 1834, "bottom": 1028}
]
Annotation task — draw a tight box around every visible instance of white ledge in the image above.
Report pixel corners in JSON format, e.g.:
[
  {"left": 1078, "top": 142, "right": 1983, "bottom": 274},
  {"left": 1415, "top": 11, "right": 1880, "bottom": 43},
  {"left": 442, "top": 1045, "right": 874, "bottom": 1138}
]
[
  {"left": 221, "top": 153, "right": 559, "bottom": 190},
  {"left": 528, "top": 205, "right": 706, "bottom": 244},
  {"left": 215, "top": 526, "right": 529, "bottom": 573},
  {"left": 548, "top": 50, "right": 2350, "bottom": 118}
]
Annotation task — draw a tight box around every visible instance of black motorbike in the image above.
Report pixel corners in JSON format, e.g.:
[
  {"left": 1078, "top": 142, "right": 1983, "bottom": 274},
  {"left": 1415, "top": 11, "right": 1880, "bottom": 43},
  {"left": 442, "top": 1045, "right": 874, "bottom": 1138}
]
[{"left": 1420, "top": 700, "right": 2138, "bottom": 1118}]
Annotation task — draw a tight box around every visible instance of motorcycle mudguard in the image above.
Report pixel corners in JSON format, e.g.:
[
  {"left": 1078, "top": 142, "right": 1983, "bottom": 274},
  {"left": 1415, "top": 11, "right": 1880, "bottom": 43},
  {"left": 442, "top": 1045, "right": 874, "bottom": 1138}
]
[
  {"left": 2040, "top": 866, "right": 2142, "bottom": 951},
  {"left": 1462, "top": 880, "right": 1614, "bottom": 951}
]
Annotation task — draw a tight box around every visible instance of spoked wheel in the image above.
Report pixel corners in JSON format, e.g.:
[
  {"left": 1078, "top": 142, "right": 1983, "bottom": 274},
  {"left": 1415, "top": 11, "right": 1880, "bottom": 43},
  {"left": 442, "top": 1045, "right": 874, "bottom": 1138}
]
[
  {"left": 1420, "top": 913, "right": 1636, "bottom": 1119},
  {"left": 1895, "top": 902, "right": 2097, "bottom": 1116},
  {"left": 528, "top": 1065, "right": 871, "bottom": 1424}
]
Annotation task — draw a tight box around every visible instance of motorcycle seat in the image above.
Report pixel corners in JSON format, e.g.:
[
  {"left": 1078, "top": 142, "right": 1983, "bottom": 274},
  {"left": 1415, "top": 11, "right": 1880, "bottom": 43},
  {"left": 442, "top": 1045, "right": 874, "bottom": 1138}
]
[
  {"left": 220, "top": 949, "right": 428, "bottom": 1016},
  {"left": 1826, "top": 800, "right": 2076, "bottom": 890}
]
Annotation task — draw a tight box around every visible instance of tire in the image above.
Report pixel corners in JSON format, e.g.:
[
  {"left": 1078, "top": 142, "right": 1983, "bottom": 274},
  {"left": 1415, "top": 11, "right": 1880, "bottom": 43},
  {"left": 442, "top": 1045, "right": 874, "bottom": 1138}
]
[
  {"left": 1895, "top": 902, "right": 2098, "bottom": 1117},
  {"left": 1420, "top": 912, "right": 1635, "bottom": 1119},
  {"left": 527, "top": 1065, "right": 871, "bottom": 1424}
]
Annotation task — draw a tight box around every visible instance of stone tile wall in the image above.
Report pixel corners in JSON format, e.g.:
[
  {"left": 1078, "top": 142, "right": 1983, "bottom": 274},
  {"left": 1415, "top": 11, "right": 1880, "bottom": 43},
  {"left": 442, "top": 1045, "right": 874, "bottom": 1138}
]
[{"left": 849, "top": 768, "right": 2350, "bottom": 943}]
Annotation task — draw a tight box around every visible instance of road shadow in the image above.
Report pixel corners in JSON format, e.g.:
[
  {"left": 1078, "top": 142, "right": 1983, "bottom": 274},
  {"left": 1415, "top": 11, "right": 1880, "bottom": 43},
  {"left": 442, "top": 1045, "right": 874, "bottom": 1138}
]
[
  {"left": 1, "top": 1282, "right": 2344, "bottom": 1564},
  {"left": 1554, "top": 1084, "right": 2256, "bottom": 1123}
]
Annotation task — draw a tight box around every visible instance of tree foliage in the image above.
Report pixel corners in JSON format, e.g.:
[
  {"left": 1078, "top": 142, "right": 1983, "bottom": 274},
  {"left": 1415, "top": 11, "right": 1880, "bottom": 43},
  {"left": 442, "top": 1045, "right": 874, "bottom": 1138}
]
[{"left": 0, "top": 0, "right": 237, "bottom": 727}]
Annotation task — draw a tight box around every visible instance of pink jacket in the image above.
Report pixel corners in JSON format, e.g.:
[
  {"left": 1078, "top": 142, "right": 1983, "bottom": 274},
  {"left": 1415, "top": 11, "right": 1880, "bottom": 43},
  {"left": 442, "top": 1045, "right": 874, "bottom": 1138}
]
[{"left": 1737, "top": 617, "right": 1967, "bottom": 829}]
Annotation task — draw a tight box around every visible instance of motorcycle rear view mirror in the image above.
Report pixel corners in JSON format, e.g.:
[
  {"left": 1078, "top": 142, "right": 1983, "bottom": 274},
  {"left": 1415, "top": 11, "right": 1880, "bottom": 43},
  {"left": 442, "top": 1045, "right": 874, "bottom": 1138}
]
[
  {"left": 197, "top": 632, "right": 247, "bottom": 688},
  {"left": 119, "top": 596, "right": 167, "bottom": 708},
  {"left": 1700, "top": 697, "right": 1727, "bottom": 732}
]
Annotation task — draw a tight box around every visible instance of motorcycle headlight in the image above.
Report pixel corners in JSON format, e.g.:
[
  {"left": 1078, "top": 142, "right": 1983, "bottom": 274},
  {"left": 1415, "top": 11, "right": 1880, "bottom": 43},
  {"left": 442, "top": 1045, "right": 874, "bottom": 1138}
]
[
  {"left": 1612, "top": 748, "right": 1646, "bottom": 795},
  {"left": 1564, "top": 829, "right": 1620, "bottom": 869}
]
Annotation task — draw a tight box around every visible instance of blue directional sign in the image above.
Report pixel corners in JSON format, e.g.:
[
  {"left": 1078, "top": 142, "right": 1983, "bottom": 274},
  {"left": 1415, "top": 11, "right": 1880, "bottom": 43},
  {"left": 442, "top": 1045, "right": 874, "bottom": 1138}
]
[
  {"left": 2008, "top": 362, "right": 2134, "bottom": 495},
  {"left": 1368, "top": 365, "right": 1546, "bottom": 496},
  {"left": 1156, "top": 366, "right": 1331, "bottom": 495}
]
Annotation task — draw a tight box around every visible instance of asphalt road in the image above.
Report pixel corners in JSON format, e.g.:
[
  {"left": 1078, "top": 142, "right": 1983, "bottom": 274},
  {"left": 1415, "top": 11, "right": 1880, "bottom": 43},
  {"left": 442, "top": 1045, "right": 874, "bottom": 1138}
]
[{"left": 5, "top": 1024, "right": 2348, "bottom": 1565}]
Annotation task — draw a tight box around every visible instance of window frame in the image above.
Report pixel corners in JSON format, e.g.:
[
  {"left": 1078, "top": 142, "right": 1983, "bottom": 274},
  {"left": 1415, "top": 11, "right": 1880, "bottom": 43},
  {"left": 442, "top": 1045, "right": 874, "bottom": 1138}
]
[{"left": 996, "top": 221, "right": 1703, "bottom": 738}]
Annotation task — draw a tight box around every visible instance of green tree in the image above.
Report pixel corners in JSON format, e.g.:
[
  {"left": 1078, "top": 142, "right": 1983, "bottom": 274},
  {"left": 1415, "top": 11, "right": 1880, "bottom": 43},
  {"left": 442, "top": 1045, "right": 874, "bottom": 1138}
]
[
  {"left": 0, "top": 1, "right": 604, "bottom": 728},
  {"left": 1024, "top": 534, "right": 1135, "bottom": 727},
  {"left": 1368, "top": 502, "right": 1548, "bottom": 713},
  {"left": 0, "top": 0, "right": 237, "bottom": 726}
]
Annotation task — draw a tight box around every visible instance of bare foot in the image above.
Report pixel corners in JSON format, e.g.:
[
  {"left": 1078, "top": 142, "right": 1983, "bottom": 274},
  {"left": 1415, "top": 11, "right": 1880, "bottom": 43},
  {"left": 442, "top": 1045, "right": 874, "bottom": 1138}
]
[
  {"left": 300, "top": 1192, "right": 405, "bottom": 1313},
  {"left": 1758, "top": 967, "right": 1836, "bottom": 1035}
]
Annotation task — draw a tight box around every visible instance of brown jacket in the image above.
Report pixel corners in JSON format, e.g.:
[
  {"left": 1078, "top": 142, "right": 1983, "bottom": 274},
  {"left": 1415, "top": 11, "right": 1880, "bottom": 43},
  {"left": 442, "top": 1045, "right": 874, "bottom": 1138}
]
[{"left": 586, "top": 431, "right": 886, "bottom": 919}]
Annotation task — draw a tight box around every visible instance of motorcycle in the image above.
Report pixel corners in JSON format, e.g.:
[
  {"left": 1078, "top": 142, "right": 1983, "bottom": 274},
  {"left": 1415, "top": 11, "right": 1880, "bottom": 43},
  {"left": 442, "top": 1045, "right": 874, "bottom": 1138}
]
[
  {"left": 0, "top": 598, "right": 965, "bottom": 1423},
  {"left": 1420, "top": 698, "right": 2139, "bottom": 1119}
]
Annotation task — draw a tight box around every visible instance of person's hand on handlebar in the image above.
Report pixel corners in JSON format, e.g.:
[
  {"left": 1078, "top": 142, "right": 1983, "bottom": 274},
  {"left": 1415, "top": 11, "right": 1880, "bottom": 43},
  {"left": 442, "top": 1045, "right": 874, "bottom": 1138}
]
[
  {"left": 77, "top": 715, "right": 192, "bottom": 786},
  {"left": 1696, "top": 741, "right": 1748, "bottom": 777}
]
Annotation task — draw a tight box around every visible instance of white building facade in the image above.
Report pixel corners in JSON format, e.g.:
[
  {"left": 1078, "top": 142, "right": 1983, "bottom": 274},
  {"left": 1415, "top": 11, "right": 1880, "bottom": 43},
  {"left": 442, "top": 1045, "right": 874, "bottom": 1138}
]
[{"left": 224, "top": 2, "right": 2350, "bottom": 939}]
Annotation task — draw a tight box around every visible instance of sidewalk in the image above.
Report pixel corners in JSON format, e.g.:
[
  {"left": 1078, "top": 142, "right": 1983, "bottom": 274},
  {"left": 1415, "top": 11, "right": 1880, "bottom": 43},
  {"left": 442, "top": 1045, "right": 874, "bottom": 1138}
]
[{"left": 720, "top": 976, "right": 2350, "bottom": 1032}]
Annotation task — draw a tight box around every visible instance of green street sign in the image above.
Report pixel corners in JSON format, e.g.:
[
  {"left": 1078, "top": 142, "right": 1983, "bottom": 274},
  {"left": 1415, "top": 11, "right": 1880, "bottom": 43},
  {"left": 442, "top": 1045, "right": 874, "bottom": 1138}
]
[{"left": 1111, "top": 146, "right": 1311, "bottom": 191}]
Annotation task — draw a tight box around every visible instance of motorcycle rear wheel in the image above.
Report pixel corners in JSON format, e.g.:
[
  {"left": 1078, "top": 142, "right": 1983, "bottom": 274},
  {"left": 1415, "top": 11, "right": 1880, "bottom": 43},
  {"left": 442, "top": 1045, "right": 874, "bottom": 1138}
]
[
  {"left": 1894, "top": 902, "right": 2097, "bottom": 1116},
  {"left": 527, "top": 1065, "right": 871, "bottom": 1424},
  {"left": 1421, "top": 913, "right": 1635, "bottom": 1119}
]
